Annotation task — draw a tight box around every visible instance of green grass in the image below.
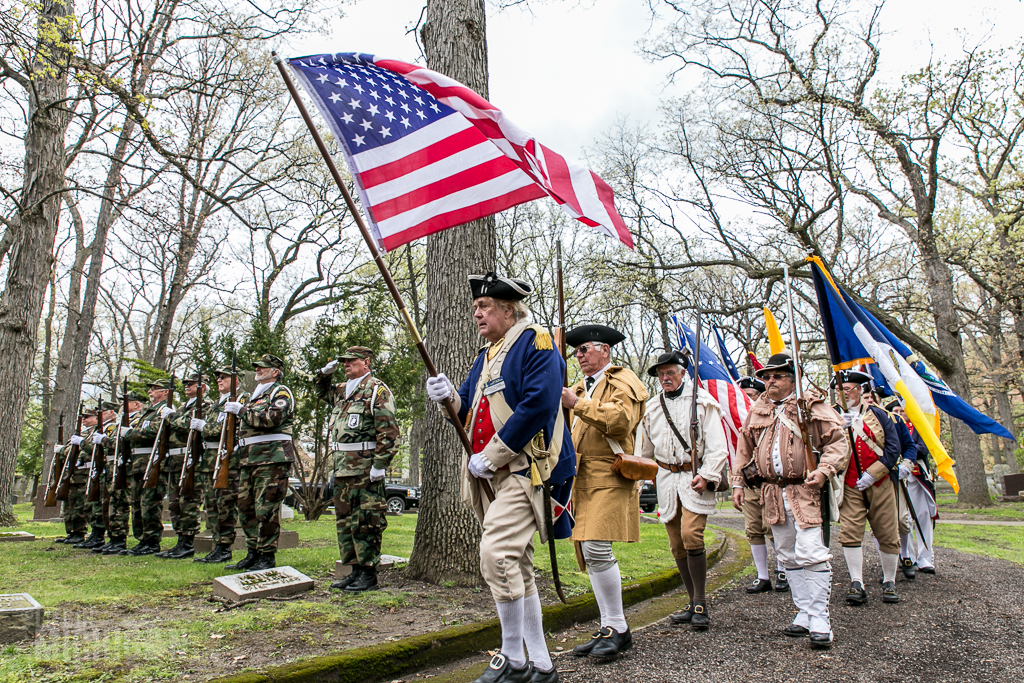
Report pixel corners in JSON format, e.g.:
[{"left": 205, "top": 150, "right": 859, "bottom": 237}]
[
  {"left": 935, "top": 494, "right": 1024, "bottom": 520},
  {"left": 934, "top": 524, "right": 1024, "bottom": 567}
]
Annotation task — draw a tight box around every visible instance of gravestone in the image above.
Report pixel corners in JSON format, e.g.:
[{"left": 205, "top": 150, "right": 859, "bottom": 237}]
[
  {"left": 1001, "top": 472, "right": 1024, "bottom": 497},
  {"left": 334, "top": 554, "right": 408, "bottom": 580},
  {"left": 0, "top": 532, "right": 35, "bottom": 542},
  {"left": 212, "top": 566, "right": 313, "bottom": 601},
  {"left": 193, "top": 529, "right": 298, "bottom": 553},
  {"left": 0, "top": 594, "right": 44, "bottom": 644}
]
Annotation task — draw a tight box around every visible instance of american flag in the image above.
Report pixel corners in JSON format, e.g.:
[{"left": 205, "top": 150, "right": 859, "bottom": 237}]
[
  {"left": 712, "top": 325, "right": 741, "bottom": 381},
  {"left": 673, "top": 316, "right": 752, "bottom": 465},
  {"left": 288, "top": 53, "right": 632, "bottom": 252}
]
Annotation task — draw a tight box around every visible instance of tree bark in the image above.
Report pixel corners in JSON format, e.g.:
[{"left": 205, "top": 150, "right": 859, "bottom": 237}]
[
  {"left": 32, "top": 271, "right": 62, "bottom": 519},
  {"left": 406, "top": 0, "right": 492, "bottom": 584}
]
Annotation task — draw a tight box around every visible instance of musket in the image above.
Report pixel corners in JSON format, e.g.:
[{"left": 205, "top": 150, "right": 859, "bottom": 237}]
[
  {"left": 833, "top": 373, "right": 869, "bottom": 511},
  {"left": 56, "top": 403, "right": 84, "bottom": 501},
  {"left": 783, "top": 266, "right": 832, "bottom": 544},
  {"left": 143, "top": 372, "right": 175, "bottom": 489},
  {"left": 86, "top": 396, "right": 106, "bottom": 502},
  {"left": 42, "top": 411, "right": 65, "bottom": 507},
  {"left": 690, "top": 311, "right": 705, "bottom": 484},
  {"left": 898, "top": 476, "right": 930, "bottom": 551},
  {"left": 179, "top": 373, "right": 203, "bottom": 496},
  {"left": 214, "top": 354, "right": 237, "bottom": 490},
  {"left": 112, "top": 380, "right": 130, "bottom": 491}
]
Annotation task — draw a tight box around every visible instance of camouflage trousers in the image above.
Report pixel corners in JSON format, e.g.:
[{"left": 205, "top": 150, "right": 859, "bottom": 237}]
[
  {"left": 105, "top": 466, "right": 130, "bottom": 538},
  {"left": 238, "top": 463, "right": 290, "bottom": 553},
  {"left": 130, "top": 473, "right": 165, "bottom": 544},
  {"left": 333, "top": 474, "right": 387, "bottom": 567},
  {"left": 198, "top": 468, "right": 238, "bottom": 545},
  {"left": 166, "top": 455, "right": 202, "bottom": 536},
  {"left": 63, "top": 477, "right": 88, "bottom": 536},
  {"left": 85, "top": 476, "right": 108, "bottom": 533}
]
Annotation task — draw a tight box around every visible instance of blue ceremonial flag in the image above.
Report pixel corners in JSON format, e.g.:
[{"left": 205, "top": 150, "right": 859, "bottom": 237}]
[{"left": 712, "top": 325, "right": 742, "bottom": 381}]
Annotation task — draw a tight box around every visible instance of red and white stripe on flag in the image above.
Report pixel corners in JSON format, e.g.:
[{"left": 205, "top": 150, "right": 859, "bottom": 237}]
[
  {"left": 288, "top": 53, "right": 632, "bottom": 252},
  {"left": 705, "top": 379, "right": 751, "bottom": 467}
]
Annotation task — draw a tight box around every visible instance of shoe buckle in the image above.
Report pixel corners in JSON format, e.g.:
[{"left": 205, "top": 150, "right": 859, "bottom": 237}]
[
  {"left": 489, "top": 653, "right": 506, "bottom": 670},
  {"left": 600, "top": 627, "right": 614, "bottom": 638},
  {"left": 694, "top": 605, "right": 705, "bottom": 614}
]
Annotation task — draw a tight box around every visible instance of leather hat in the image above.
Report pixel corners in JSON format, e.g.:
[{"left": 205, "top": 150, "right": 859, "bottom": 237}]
[{"left": 754, "top": 351, "right": 795, "bottom": 378}]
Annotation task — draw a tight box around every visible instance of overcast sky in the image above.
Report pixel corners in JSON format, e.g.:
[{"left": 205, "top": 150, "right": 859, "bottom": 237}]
[{"left": 286, "top": 0, "right": 1024, "bottom": 161}]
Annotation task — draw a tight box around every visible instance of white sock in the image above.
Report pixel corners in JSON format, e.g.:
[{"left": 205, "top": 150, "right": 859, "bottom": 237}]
[
  {"left": 843, "top": 546, "right": 864, "bottom": 584},
  {"left": 751, "top": 543, "right": 769, "bottom": 581},
  {"left": 495, "top": 597, "right": 526, "bottom": 668},
  {"left": 900, "top": 533, "right": 910, "bottom": 558},
  {"left": 522, "top": 592, "right": 552, "bottom": 672},
  {"left": 880, "top": 551, "right": 899, "bottom": 583},
  {"left": 589, "top": 563, "right": 628, "bottom": 632}
]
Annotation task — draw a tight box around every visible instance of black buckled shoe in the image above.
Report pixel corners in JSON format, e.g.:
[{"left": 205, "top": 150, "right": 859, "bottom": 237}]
[
  {"left": 881, "top": 581, "right": 900, "bottom": 603},
  {"left": 331, "top": 566, "right": 360, "bottom": 590},
  {"left": 345, "top": 566, "right": 379, "bottom": 592},
  {"left": 530, "top": 663, "right": 558, "bottom": 683},
  {"left": 124, "top": 540, "right": 160, "bottom": 556},
  {"left": 774, "top": 572, "right": 790, "bottom": 592},
  {"left": 809, "top": 631, "right": 833, "bottom": 650},
  {"left": 63, "top": 533, "right": 86, "bottom": 546},
  {"left": 690, "top": 602, "right": 710, "bottom": 631},
  {"left": 225, "top": 549, "right": 257, "bottom": 571},
  {"left": 195, "top": 543, "right": 233, "bottom": 564},
  {"left": 846, "top": 581, "right": 867, "bottom": 605},
  {"left": 669, "top": 603, "right": 693, "bottom": 625},
  {"left": 167, "top": 535, "right": 194, "bottom": 559},
  {"left": 572, "top": 628, "right": 605, "bottom": 656},
  {"left": 588, "top": 627, "right": 632, "bottom": 660},
  {"left": 917, "top": 566, "right": 935, "bottom": 574},
  {"left": 784, "top": 623, "right": 809, "bottom": 637},
  {"left": 746, "top": 578, "right": 773, "bottom": 594},
  {"left": 248, "top": 552, "right": 276, "bottom": 572},
  {"left": 101, "top": 537, "right": 127, "bottom": 555},
  {"left": 900, "top": 558, "right": 916, "bottom": 580},
  {"left": 471, "top": 653, "right": 533, "bottom": 683}
]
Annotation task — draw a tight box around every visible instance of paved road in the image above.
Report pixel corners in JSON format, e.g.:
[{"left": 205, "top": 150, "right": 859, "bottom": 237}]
[{"left": 556, "top": 516, "right": 1024, "bottom": 683}]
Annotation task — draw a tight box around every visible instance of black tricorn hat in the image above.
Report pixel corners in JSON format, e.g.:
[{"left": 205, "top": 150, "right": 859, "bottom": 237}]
[
  {"left": 884, "top": 398, "right": 902, "bottom": 412},
  {"left": 755, "top": 351, "right": 795, "bottom": 378},
  {"left": 565, "top": 324, "right": 626, "bottom": 348},
  {"left": 647, "top": 350, "right": 689, "bottom": 377},
  {"left": 738, "top": 376, "right": 766, "bottom": 393},
  {"left": 469, "top": 272, "right": 532, "bottom": 301},
  {"left": 833, "top": 369, "right": 872, "bottom": 386}
]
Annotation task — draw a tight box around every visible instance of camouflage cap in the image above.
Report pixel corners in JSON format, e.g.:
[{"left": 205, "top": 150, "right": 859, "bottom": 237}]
[
  {"left": 339, "top": 346, "right": 374, "bottom": 361},
  {"left": 215, "top": 366, "right": 239, "bottom": 378},
  {"left": 82, "top": 405, "right": 98, "bottom": 416},
  {"left": 147, "top": 379, "right": 173, "bottom": 390},
  {"left": 99, "top": 400, "right": 119, "bottom": 412},
  {"left": 123, "top": 391, "right": 147, "bottom": 403},
  {"left": 253, "top": 353, "right": 285, "bottom": 371},
  {"left": 181, "top": 371, "right": 206, "bottom": 384}
]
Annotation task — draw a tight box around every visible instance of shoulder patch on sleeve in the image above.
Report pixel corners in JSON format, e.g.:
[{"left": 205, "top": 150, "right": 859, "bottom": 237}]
[{"left": 272, "top": 386, "right": 294, "bottom": 403}]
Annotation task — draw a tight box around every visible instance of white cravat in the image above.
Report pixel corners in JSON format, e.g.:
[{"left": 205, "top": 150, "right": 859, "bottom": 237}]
[{"left": 346, "top": 372, "right": 371, "bottom": 399}]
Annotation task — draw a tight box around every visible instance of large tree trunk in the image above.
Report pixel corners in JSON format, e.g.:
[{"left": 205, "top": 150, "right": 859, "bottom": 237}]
[
  {"left": 32, "top": 271, "right": 62, "bottom": 520},
  {"left": 0, "top": 0, "right": 74, "bottom": 526},
  {"left": 406, "top": 0, "right": 492, "bottom": 584}
]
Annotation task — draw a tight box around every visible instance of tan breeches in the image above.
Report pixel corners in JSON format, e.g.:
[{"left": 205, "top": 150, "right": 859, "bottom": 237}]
[
  {"left": 664, "top": 501, "right": 708, "bottom": 558},
  {"left": 743, "top": 486, "right": 773, "bottom": 545},
  {"left": 838, "top": 476, "right": 900, "bottom": 554},
  {"left": 479, "top": 469, "right": 538, "bottom": 603}
]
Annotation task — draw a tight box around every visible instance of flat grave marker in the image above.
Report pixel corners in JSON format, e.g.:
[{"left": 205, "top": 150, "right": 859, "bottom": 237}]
[
  {"left": 212, "top": 566, "right": 314, "bottom": 601},
  {"left": 0, "top": 593, "right": 43, "bottom": 644}
]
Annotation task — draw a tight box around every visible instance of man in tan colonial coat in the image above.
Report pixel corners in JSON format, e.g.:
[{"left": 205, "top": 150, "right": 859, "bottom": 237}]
[{"left": 561, "top": 324, "right": 648, "bottom": 661}]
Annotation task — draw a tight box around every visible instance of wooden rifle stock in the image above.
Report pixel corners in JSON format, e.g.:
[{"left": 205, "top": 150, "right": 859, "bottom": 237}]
[
  {"left": 112, "top": 380, "right": 130, "bottom": 491},
  {"left": 143, "top": 372, "right": 175, "bottom": 489},
  {"left": 56, "top": 403, "right": 84, "bottom": 501},
  {"left": 179, "top": 376, "right": 203, "bottom": 496},
  {"left": 43, "top": 411, "right": 65, "bottom": 507},
  {"left": 690, "top": 311, "right": 704, "bottom": 477},
  {"left": 214, "top": 357, "right": 237, "bottom": 490},
  {"left": 86, "top": 397, "right": 105, "bottom": 502}
]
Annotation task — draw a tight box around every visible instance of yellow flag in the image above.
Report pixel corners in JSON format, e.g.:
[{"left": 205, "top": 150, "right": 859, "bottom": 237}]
[{"left": 764, "top": 307, "right": 785, "bottom": 355}]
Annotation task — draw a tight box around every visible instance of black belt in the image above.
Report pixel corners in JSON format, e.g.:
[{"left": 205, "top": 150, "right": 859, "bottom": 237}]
[
  {"left": 769, "top": 477, "right": 806, "bottom": 488},
  {"left": 657, "top": 460, "right": 693, "bottom": 474}
]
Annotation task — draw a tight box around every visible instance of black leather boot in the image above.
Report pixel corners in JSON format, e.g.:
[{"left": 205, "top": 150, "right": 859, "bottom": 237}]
[
  {"left": 64, "top": 532, "right": 86, "bottom": 546},
  {"left": 73, "top": 530, "right": 103, "bottom": 549},
  {"left": 195, "top": 543, "right": 232, "bottom": 563},
  {"left": 156, "top": 534, "right": 185, "bottom": 558},
  {"left": 331, "top": 566, "right": 360, "bottom": 590},
  {"left": 124, "top": 539, "right": 161, "bottom": 556},
  {"left": 249, "top": 552, "right": 276, "bottom": 572},
  {"left": 345, "top": 565, "right": 379, "bottom": 592},
  {"left": 167, "top": 535, "right": 194, "bottom": 559},
  {"left": 101, "top": 537, "right": 127, "bottom": 555},
  {"left": 226, "top": 549, "right": 258, "bottom": 571}
]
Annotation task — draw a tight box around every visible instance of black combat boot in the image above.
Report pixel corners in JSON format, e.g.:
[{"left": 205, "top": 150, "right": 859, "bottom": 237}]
[
  {"left": 156, "top": 534, "right": 185, "bottom": 558},
  {"left": 195, "top": 544, "right": 232, "bottom": 564},
  {"left": 345, "top": 565, "right": 379, "bottom": 592},
  {"left": 167, "top": 535, "right": 194, "bottom": 559},
  {"left": 77, "top": 530, "right": 106, "bottom": 549},
  {"left": 249, "top": 552, "right": 276, "bottom": 572},
  {"left": 225, "top": 549, "right": 258, "bottom": 571},
  {"left": 101, "top": 537, "right": 127, "bottom": 555},
  {"left": 330, "top": 566, "right": 359, "bottom": 590},
  {"left": 125, "top": 539, "right": 161, "bottom": 556},
  {"left": 64, "top": 532, "right": 86, "bottom": 545}
]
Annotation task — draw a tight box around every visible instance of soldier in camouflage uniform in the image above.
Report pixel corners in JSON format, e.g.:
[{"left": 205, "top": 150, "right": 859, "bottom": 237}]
[
  {"left": 51, "top": 441, "right": 80, "bottom": 544},
  {"left": 120, "top": 379, "right": 174, "bottom": 556},
  {"left": 194, "top": 367, "right": 250, "bottom": 564},
  {"left": 64, "top": 407, "right": 98, "bottom": 547},
  {"left": 224, "top": 353, "right": 295, "bottom": 572},
  {"left": 95, "top": 391, "right": 147, "bottom": 555},
  {"left": 159, "top": 372, "right": 212, "bottom": 559},
  {"left": 314, "top": 346, "right": 400, "bottom": 593},
  {"left": 75, "top": 401, "right": 119, "bottom": 549}
]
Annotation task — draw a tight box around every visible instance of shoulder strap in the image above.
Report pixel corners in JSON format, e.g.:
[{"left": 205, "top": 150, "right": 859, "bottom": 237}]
[{"left": 659, "top": 394, "right": 691, "bottom": 453}]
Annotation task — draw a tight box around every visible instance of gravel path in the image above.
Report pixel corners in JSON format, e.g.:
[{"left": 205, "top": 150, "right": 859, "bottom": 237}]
[{"left": 556, "top": 517, "right": 1024, "bottom": 683}]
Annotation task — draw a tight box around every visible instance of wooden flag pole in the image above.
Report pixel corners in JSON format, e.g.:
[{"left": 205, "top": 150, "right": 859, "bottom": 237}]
[{"left": 273, "top": 52, "right": 475, "bottom": 458}]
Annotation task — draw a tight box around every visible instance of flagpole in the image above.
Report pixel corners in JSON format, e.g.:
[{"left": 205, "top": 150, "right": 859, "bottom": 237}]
[{"left": 273, "top": 52, "right": 475, "bottom": 459}]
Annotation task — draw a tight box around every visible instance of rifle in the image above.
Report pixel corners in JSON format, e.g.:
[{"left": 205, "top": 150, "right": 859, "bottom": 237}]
[
  {"left": 112, "top": 380, "right": 130, "bottom": 491},
  {"left": 56, "top": 403, "right": 84, "bottom": 501},
  {"left": 179, "top": 374, "right": 204, "bottom": 496},
  {"left": 143, "top": 372, "right": 175, "bottom": 489},
  {"left": 783, "top": 266, "right": 832, "bottom": 544},
  {"left": 86, "top": 396, "right": 106, "bottom": 502},
  {"left": 213, "top": 354, "right": 237, "bottom": 490},
  {"left": 690, "top": 311, "right": 705, "bottom": 484},
  {"left": 542, "top": 240, "right": 568, "bottom": 605},
  {"left": 42, "top": 411, "right": 65, "bottom": 507}
]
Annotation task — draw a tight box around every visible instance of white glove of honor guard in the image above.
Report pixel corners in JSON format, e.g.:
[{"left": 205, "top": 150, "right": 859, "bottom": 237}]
[
  {"left": 92, "top": 433, "right": 105, "bottom": 445},
  {"left": 70, "top": 435, "right": 84, "bottom": 446},
  {"left": 159, "top": 406, "right": 175, "bottom": 419},
  {"left": 468, "top": 452, "right": 494, "bottom": 479},
  {"left": 898, "top": 461, "right": 913, "bottom": 480},
  {"left": 426, "top": 373, "right": 454, "bottom": 403},
  {"left": 843, "top": 412, "right": 854, "bottom": 428},
  {"left": 369, "top": 466, "right": 386, "bottom": 482},
  {"left": 224, "top": 401, "right": 243, "bottom": 415},
  {"left": 190, "top": 418, "right": 207, "bottom": 431},
  {"left": 320, "top": 359, "right": 339, "bottom": 375},
  {"left": 856, "top": 471, "right": 877, "bottom": 491},
  {"left": 119, "top": 426, "right": 131, "bottom": 436}
]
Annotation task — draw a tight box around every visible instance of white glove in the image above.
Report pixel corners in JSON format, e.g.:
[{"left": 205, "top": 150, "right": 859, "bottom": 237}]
[
  {"left": 91, "top": 433, "right": 105, "bottom": 445},
  {"left": 224, "top": 401, "right": 243, "bottom": 415},
  {"left": 369, "top": 466, "right": 386, "bottom": 482},
  {"left": 898, "top": 461, "right": 913, "bottom": 480},
  {"left": 320, "top": 360, "right": 339, "bottom": 375},
  {"left": 855, "top": 471, "right": 877, "bottom": 491},
  {"left": 70, "top": 435, "right": 84, "bottom": 446},
  {"left": 843, "top": 412, "right": 854, "bottom": 428},
  {"left": 468, "top": 452, "right": 495, "bottom": 479},
  {"left": 159, "top": 406, "right": 175, "bottom": 418},
  {"left": 119, "top": 426, "right": 131, "bottom": 436},
  {"left": 190, "top": 418, "right": 207, "bottom": 431},
  {"left": 426, "top": 373, "right": 454, "bottom": 403}
]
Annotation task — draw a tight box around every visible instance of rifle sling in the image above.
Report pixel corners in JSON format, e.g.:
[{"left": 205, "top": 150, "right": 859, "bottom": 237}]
[{"left": 659, "top": 394, "right": 697, "bottom": 474}]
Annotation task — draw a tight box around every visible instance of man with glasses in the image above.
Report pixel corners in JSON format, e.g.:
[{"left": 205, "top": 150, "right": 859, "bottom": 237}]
[
  {"left": 734, "top": 352, "right": 848, "bottom": 650},
  {"left": 562, "top": 325, "right": 648, "bottom": 661}
]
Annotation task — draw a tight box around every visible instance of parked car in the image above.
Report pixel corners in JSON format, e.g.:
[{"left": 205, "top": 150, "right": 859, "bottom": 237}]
[
  {"left": 286, "top": 478, "right": 421, "bottom": 514},
  {"left": 640, "top": 479, "right": 657, "bottom": 513}
]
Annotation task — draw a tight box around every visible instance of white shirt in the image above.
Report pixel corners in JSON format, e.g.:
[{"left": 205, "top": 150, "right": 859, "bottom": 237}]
[
  {"left": 251, "top": 381, "right": 275, "bottom": 401},
  {"left": 772, "top": 392, "right": 796, "bottom": 477},
  {"left": 345, "top": 372, "right": 371, "bottom": 399}
]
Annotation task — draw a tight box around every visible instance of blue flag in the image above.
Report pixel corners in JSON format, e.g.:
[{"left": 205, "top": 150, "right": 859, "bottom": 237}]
[{"left": 712, "top": 325, "right": 742, "bottom": 381}]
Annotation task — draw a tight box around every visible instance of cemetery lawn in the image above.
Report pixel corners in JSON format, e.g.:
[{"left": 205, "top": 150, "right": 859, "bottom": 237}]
[
  {"left": 935, "top": 494, "right": 1024, "bottom": 521},
  {"left": 1, "top": 503, "right": 693, "bottom": 683},
  {"left": 933, "top": 524, "right": 1024, "bottom": 567}
]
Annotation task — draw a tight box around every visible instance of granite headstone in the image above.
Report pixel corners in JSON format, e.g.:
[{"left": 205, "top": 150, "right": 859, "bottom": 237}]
[
  {"left": 212, "top": 566, "right": 314, "bottom": 601},
  {"left": 0, "top": 593, "right": 43, "bottom": 644}
]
